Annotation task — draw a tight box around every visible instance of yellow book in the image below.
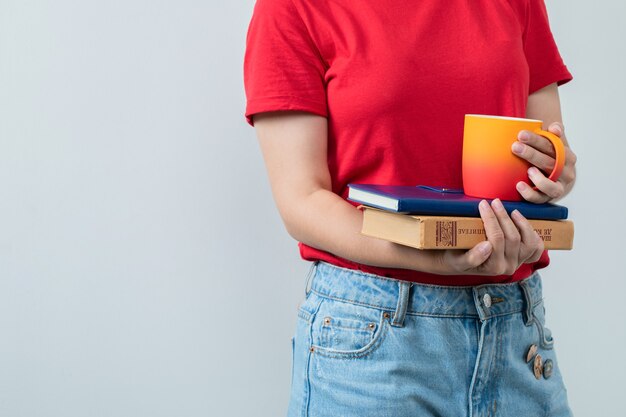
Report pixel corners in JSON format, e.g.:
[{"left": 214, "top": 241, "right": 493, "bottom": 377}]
[{"left": 360, "top": 206, "right": 574, "bottom": 250}]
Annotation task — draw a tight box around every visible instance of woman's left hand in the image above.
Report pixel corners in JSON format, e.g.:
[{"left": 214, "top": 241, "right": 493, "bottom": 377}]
[{"left": 511, "top": 121, "right": 577, "bottom": 203}]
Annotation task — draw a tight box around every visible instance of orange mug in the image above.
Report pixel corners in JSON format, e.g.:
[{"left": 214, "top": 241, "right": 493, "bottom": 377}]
[{"left": 462, "top": 114, "right": 565, "bottom": 201}]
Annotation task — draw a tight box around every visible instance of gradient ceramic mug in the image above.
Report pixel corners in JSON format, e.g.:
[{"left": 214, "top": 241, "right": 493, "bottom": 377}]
[{"left": 462, "top": 114, "right": 565, "bottom": 201}]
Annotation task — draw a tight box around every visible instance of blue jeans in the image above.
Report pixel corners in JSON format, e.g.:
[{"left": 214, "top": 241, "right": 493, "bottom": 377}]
[{"left": 288, "top": 261, "right": 572, "bottom": 417}]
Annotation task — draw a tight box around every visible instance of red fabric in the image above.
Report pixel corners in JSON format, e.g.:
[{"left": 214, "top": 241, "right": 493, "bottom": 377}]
[{"left": 244, "top": 0, "right": 572, "bottom": 286}]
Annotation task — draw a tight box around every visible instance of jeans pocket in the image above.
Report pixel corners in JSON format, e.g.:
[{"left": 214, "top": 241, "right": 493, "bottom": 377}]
[
  {"left": 532, "top": 301, "right": 554, "bottom": 349},
  {"left": 309, "top": 297, "right": 389, "bottom": 359}
]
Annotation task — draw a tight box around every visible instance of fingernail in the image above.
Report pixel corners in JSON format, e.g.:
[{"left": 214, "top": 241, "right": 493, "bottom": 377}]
[
  {"left": 528, "top": 167, "right": 538, "bottom": 176},
  {"left": 552, "top": 123, "right": 563, "bottom": 135},
  {"left": 516, "top": 182, "right": 527, "bottom": 191},
  {"left": 511, "top": 209, "right": 522, "bottom": 220},
  {"left": 512, "top": 142, "right": 524, "bottom": 154},
  {"left": 491, "top": 198, "right": 504, "bottom": 211},
  {"left": 479, "top": 200, "right": 489, "bottom": 211},
  {"left": 518, "top": 131, "right": 530, "bottom": 142}
]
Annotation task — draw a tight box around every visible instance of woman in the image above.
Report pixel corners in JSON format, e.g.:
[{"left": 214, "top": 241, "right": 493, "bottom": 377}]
[{"left": 244, "top": 0, "right": 577, "bottom": 416}]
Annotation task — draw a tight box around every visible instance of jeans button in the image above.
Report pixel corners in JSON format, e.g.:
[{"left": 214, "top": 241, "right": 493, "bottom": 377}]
[
  {"left": 483, "top": 293, "right": 492, "bottom": 308},
  {"left": 533, "top": 354, "right": 543, "bottom": 380},
  {"left": 543, "top": 359, "right": 554, "bottom": 379},
  {"left": 526, "top": 344, "right": 538, "bottom": 363}
]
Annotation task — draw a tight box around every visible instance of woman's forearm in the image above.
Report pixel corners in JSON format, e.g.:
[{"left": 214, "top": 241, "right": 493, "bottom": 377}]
[
  {"left": 283, "top": 187, "right": 441, "bottom": 273},
  {"left": 255, "top": 112, "right": 538, "bottom": 278}
]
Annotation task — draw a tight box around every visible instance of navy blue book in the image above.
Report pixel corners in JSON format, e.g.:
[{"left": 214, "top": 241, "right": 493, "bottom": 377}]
[{"left": 347, "top": 184, "right": 568, "bottom": 220}]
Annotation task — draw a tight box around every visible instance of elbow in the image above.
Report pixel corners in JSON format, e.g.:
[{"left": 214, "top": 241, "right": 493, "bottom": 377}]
[
  {"left": 276, "top": 188, "right": 326, "bottom": 244},
  {"left": 275, "top": 197, "right": 306, "bottom": 242},
  {"left": 282, "top": 215, "right": 301, "bottom": 242}
]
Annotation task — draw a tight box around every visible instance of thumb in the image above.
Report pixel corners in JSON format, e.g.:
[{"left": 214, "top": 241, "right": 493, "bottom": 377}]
[{"left": 461, "top": 241, "right": 493, "bottom": 270}]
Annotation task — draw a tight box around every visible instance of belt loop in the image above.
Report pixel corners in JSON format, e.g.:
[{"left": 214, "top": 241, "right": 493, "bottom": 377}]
[
  {"left": 305, "top": 261, "right": 318, "bottom": 297},
  {"left": 519, "top": 280, "right": 534, "bottom": 326},
  {"left": 391, "top": 281, "right": 412, "bottom": 328}
]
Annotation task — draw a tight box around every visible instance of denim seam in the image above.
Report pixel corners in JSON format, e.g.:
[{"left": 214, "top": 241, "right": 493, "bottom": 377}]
[
  {"left": 321, "top": 327, "right": 373, "bottom": 349},
  {"left": 303, "top": 297, "right": 324, "bottom": 417},
  {"left": 469, "top": 320, "right": 487, "bottom": 417},
  {"left": 532, "top": 306, "right": 555, "bottom": 350},
  {"left": 298, "top": 308, "right": 311, "bottom": 322},
  {"left": 316, "top": 261, "right": 540, "bottom": 290},
  {"left": 290, "top": 337, "right": 295, "bottom": 397},
  {"left": 406, "top": 308, "right": 541, "bottom": 319},
  {"left": 481, "top": 321, "right": 498, "bottom": 402},
  {"left": 311, "top": 288, "right": 543, "bottom": 319},
  {"left": 316, "top": 262, "right": 425, "bottom": 285},
  {"left": 309, "top": 288, "right": 396, "bottom": 312},
  {"left": 535, "top": 317, "right": 555, "bottom": 350},
  {"left": 527, "top": 299, "right": 555, "bottom": 350},
  {"left": 490, "top": 318, "right": 504, "bottom": 417},
  {"left": 322, "top": 324, "right": 376, "bottom": 332},
  {"left": 304, "top": 261, "right": 318, "bottom": 297}
]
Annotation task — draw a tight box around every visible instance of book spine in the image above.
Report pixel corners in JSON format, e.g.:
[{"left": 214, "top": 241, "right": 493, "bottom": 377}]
[
  {"left": 360, "top": 207, "right": 574, "bottom": 250},
  {"left": 421, "top": 218, "right": 574, "bottom": 250}
]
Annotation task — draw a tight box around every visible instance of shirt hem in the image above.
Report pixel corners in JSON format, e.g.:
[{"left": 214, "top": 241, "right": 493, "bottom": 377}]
[
  {"left": 529, "top": 66, "right": 573, "bottom": 94},
  {"left": 245, "top": 96, "right": 328, "bottom": 126}
]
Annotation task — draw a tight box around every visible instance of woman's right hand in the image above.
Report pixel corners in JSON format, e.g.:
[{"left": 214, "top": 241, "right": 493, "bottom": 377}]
[{"left": 433, "top": 199, "right": 545, "bottom": 276}]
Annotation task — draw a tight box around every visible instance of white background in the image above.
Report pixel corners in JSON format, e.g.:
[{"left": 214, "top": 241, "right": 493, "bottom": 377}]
[{"left": 0, "top": 1, "right": 623, "bottom": 416}]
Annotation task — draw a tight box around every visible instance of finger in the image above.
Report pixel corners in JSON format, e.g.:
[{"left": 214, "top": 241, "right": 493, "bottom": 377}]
[
  {"left": 443, "top": 242, "right": 493, "bottom": 273},
  {"left": 491, "top": 199, "right": 519, "bottom": 239},
  {"left": 565, "top": 147, "right": 577, "bottom": 166},
  {"left": 510, "top": 209, "right": 545, "bottom": 263},
  {"left": 527, "top": 167, "right": 565, "bottom": 200},
  {"left": 547, "top": 122, "right": 564, "bottom": 137},
  {"left": 517, "top": 130, "right": 557, "bottom": 157},
  {"left": 511, "top": 139, "right": 557, "bottom": 173},
  {"left": 560, "top": 148, "right": 578, "bottom": 185},
  {"left": 478, "top": 200, "right": 504, "bottom": 250},
  {"left": 516, "top": 181, "right": 551, "bottom": 204},
  {"left": 491, "top": 198, "right": 521, "bottom": 272},
  {"left": 559, "top": 165, "right": 576, "bottom": 186},
  {"left": 479, "top": 200, "right": 505, "bottom": 256}
]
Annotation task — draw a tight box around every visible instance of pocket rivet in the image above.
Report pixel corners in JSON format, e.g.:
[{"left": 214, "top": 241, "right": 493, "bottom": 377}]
[
  {"left": 383, "top": 312, "right": 391, "bottom": 319},
  {"left": 323, "top": 317, "right": 331, "bottom": 325},
  {"left": 309, "top": 347, "right": 315, "bottom": 353},
  {"left": 368, "top": 323, "right": 375, "bottom": 330}
]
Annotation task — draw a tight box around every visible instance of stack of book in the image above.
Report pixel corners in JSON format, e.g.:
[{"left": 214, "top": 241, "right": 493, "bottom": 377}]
[{"left": 347, "top": 184, "right": 574, "bottom": 250}]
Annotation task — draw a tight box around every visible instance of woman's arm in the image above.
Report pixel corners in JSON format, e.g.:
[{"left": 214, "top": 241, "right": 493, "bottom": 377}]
[
  {"left": 253, "top": 111, "right": 544, "bottom": 276},
  {"left": 513, "top": 83, "right": 577, "bottom": 203},
  {"left": 253, "top": 111, "right": 434, "bottom": 271}
]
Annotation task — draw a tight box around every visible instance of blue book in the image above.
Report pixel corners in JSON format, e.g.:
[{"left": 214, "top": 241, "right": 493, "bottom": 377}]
[{"left": 347, "top": 184, "right": 568, "bottom": 220}]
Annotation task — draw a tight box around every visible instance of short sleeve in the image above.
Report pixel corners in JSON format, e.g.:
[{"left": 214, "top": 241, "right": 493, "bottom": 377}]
[
  {"left": 243, "top": 0, "right": 328, "bottom": 126},
  {"left": 523, "top": 0, "right": 573, "bottom": 94}
]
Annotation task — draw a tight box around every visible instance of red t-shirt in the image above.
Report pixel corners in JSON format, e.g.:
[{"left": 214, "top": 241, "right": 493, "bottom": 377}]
[{"left": 244, "top": 0, "right": 572, "bottom": 285}]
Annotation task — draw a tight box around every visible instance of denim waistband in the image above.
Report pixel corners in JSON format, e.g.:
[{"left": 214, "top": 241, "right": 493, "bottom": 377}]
[{"left": 308, "top": 261, "right": 543, "bottom": 322}]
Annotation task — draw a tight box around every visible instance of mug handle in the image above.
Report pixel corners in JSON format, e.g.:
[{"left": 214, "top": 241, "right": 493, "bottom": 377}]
[{"left": 531, "top": 128, "right": 566, "bottom": 184}]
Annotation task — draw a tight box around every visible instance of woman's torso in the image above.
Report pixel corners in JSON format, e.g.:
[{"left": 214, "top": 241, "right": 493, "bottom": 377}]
[{"left": 294, "top": 0, "right": 563, "bottom": 285}]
